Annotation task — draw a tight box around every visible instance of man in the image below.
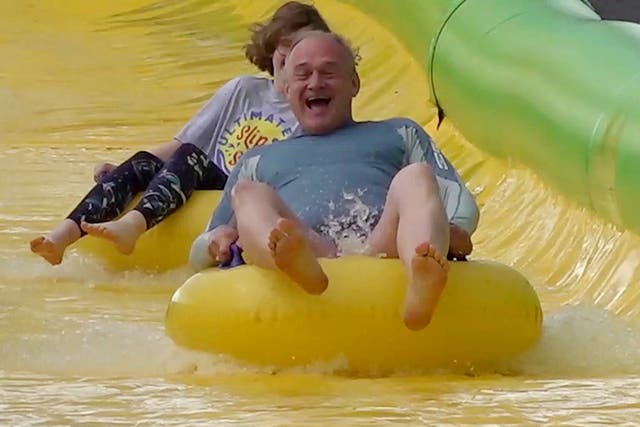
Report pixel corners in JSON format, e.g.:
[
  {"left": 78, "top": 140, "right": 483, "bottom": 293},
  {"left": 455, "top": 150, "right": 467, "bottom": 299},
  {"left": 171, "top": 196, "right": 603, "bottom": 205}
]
[{"left": 191, "top": 31, "right": 479, "bottom": 331}]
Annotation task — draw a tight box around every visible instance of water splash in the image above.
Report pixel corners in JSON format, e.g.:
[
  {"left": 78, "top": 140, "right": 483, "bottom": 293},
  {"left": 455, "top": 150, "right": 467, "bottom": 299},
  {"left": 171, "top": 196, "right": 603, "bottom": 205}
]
[
  {"left": 506, "top": 304, "right": 640, "bottom": 377},
  {"left": 0, "top": 249, "right": 191, "bottom": 292},
  {"left": 319, "top": 191, "right": 379, "bottom": 256}
]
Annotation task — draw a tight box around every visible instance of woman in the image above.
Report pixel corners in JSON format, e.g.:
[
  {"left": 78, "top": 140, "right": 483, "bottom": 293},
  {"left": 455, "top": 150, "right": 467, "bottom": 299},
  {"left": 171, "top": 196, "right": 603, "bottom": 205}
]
[{"left": 31, "top": 1, "right": 331, "bottom": 265}]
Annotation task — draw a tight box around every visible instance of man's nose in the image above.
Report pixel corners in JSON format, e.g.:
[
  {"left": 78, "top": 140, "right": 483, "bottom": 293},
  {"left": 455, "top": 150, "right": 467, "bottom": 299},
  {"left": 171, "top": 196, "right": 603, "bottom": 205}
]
[{"left": 307, "top": 71, "right": 325, "bottom": 88}]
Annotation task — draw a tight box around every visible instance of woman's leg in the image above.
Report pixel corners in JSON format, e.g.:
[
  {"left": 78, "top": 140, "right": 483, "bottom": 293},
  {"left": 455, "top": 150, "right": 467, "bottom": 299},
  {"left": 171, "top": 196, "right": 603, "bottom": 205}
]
[
  {"left": 365, "top": 163, "right": 450, "bottom": 330},
  {"left": 81, "top": 144, "right": 223, "bottom": 254},
  {"left": 30, "top": 151, "right": 162, "bottom": 264}
]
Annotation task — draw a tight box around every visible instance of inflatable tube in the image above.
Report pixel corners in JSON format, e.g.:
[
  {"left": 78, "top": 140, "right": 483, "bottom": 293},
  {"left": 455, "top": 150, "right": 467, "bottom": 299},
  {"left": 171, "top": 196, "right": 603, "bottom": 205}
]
[
  {"left": 165, "top": 257, "right": 542, "bottom": 372},
  {"left": 73, "top": 191, "right": 222, "bottom": 271}
]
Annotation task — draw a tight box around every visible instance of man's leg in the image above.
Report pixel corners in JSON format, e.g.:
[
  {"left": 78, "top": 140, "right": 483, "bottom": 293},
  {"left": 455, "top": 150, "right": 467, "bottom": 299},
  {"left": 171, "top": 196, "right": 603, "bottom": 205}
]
[
  {"left": 231, "top": 180, "right": 336, "bottom": 295},
  {"left": 366, "top": 163, "right": 450, "bottom": 330},
  {"left": 31, "top": 151, "right": 162, "bottom": 264},
  {"left": 82, "top": 144, "right": 219, "bottom": 254}
]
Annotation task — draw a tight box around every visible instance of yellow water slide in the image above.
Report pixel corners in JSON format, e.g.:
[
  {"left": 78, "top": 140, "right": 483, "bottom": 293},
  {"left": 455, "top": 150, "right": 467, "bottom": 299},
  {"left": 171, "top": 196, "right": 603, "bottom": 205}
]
[
  {"left": 64, "top": 0, "right": 640, "bottom": 325},
  {"left": 5, "top": 3, "right": 640, "bottom": 423},
  {"left": 5, "top": 0, "right": 640, "bottom": 371}
]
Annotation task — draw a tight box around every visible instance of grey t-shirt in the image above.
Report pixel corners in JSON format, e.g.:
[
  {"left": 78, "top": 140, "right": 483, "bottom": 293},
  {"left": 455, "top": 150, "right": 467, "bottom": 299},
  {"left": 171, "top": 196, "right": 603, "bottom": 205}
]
[
  {"left": 175, "top": 75, "right": 301, "bottom": 174},
  {"left": 208, "top": 118, "right": 479, "bottom": 236}
]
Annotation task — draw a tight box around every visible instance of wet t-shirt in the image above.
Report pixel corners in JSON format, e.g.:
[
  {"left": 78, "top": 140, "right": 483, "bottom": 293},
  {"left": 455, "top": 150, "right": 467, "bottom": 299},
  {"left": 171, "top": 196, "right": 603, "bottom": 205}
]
[{"left": 208, "top": 119, "right": 479, "bottom": 237}]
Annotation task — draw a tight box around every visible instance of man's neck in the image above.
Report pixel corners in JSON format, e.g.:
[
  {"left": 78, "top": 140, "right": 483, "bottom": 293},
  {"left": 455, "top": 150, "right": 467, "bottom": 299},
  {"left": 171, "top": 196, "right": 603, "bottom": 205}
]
[{"left": 304, "top": 117, "right": 357, "bottom": 136}]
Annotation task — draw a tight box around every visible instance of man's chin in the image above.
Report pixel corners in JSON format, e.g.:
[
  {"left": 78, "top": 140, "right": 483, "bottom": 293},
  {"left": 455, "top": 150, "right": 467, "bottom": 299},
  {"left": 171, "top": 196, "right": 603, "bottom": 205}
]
[{"left": 301, "top": 118, "right": 338, "bottom": 135}]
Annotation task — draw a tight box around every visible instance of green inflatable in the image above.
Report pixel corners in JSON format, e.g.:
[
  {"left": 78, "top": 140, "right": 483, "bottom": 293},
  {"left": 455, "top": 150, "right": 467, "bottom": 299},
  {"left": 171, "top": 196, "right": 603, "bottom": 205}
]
[{"left": 340, "top": 0, "right": 640, "bottom": 233}]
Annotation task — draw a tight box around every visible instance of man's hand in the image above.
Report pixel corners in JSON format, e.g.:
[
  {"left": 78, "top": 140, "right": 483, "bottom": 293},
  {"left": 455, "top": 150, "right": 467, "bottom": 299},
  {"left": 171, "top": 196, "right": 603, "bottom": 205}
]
[
  {"left": 93, "top": 162, "right": 117, "bottom": 183},
  {"left": 448, "top": 224, "right": 473, "bottom": 259},
  {"left": 207, "top": 225, "right": 239, "bottom": 264}
]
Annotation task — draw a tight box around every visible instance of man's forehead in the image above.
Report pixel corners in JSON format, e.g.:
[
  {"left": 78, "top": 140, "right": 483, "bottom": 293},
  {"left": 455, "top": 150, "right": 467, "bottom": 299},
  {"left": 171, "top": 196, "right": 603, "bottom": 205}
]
[
  {"left": 288, "top": 36, "right": 345, "bottom": 62},
  {"left": 291, "top": 58, "right": 341, "bottom": 69}
]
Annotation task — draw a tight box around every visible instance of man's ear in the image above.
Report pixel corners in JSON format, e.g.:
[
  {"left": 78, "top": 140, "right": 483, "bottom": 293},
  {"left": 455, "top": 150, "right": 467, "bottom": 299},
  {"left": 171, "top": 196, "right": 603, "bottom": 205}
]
[
  {"left": 283, "top": 78, "right": 290, "bottom": 98},
  {"left": 351, "top": 71, "right": 361, "bottom": 97}
]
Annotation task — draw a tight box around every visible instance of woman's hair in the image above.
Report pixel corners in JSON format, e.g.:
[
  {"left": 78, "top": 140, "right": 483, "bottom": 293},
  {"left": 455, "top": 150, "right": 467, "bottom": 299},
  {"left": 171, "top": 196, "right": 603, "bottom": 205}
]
[{"left": 244, "top": 1, "right": 330, "bottom": 75}]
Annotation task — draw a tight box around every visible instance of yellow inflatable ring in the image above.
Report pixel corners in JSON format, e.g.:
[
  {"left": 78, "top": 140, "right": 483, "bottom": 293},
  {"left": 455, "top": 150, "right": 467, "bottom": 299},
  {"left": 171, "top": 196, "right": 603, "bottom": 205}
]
[
  {"left": 166, "top": 256, "right": 542, "bottom": 372},
  {"left": 74, "top": 191, "right": 223, "bottom": 271}
]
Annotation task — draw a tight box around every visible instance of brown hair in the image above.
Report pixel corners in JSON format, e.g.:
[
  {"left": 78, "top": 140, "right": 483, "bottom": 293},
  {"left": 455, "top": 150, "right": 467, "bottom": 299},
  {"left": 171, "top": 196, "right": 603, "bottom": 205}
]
[{"left": 244, "top": 1, "right": 330, "bottom": 75}]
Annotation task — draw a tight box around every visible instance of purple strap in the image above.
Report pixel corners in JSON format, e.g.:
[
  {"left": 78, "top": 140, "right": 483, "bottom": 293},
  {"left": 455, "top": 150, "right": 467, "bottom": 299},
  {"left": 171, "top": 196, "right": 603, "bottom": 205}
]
[{"left": 219, "top": 243, "right": 246, "bottom": 269}]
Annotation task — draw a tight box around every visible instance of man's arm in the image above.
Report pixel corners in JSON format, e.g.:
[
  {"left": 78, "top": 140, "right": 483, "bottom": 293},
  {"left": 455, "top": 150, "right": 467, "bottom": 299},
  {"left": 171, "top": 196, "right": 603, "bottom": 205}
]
[
  {"left": 189, "top": 224, "right": 238, "bottom": 270},
  {"left": 205, "top": 153, "right": 259, "bottom": 231},
  {"left": 189, "top": 152, "right": 260, "bottom": 270}
]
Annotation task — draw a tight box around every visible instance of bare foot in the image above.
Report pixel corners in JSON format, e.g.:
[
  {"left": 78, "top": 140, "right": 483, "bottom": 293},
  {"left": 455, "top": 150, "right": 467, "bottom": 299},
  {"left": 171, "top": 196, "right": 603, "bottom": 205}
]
[
  {"left": 268, "top": 218, "right": 328, "bottom": 295},
  {"left": 30, "top": 219, "right": 81, "bottom": 265},
  {"left": 81, "top": 212, "right": 146, "bottom": 255},
  {"left": 403, "top": 242, "right": 449, "bottom": 331},
  {"left": 30, "top": 236, "right": 64, "bottom": 265}
]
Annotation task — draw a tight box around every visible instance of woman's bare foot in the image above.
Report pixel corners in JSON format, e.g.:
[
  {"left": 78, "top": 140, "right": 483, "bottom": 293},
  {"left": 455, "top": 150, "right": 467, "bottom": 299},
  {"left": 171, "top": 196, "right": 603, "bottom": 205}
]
[
  {"left": 81, "top": 211, "right": 147, "bottom": 255},
  {"left": 30, "top": 219, "right": 81, "bottom": 265},
  {"left": 403, "top": 242, "right": 449, "bottom": 331},
  {"left": 267, "top": 218, "right": 328, "bottom": 295},
  {"left": 30, "top": 236, "right": 65, "bottom": 265}
]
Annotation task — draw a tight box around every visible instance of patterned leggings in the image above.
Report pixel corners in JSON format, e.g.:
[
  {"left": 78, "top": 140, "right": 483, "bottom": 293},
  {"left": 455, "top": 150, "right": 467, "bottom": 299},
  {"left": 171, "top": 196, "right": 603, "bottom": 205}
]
[{"left": 67, "top": 143, "right": 227, "bottom": 233}]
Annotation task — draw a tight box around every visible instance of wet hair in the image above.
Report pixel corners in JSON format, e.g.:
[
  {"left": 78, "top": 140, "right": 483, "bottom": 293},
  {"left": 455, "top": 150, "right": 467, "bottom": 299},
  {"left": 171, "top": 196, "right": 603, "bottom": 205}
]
[
  {"left": 244, "top": 2, "right": 331, "bottom": 76},
  {"left": 286, "top": 30, "right": 359, "bottom": 74}
]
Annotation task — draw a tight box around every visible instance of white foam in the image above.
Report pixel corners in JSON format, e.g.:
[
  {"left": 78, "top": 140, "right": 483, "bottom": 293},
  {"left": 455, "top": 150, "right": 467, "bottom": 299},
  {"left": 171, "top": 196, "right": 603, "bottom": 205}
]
[
  {"left": 319, "top": 191, "right": 378, "bottom": 256},
  {"left": 0, "top": 249, "right": 191, "bottom": 292},
  {"left": 504, "top": 304, "right": 640, "bottom": 377}
]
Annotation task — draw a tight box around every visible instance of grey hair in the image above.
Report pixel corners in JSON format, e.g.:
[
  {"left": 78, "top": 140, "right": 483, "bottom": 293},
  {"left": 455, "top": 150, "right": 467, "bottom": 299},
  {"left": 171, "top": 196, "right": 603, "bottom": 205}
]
[{"left": 285, "top": 30, "right": 360, "bottom": 73}]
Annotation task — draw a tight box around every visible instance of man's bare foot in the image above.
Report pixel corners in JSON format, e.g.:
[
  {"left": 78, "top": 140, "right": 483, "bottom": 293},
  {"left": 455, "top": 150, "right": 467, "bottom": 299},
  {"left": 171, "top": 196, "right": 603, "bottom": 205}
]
[
  {"left": 30, "top": 219, "right": 82, "bottom": 265},
  {"left": 30, "top": 236, "right": 65, "bottom": 265},
  {"left": 403, "top": 242, "right": 449, "bottom": 331},
  {"left": 267, "top": 218, "right": 328, "bottom": 295},
  {"left": 81, "top": 211, "right": 146, "bottom": 255}
]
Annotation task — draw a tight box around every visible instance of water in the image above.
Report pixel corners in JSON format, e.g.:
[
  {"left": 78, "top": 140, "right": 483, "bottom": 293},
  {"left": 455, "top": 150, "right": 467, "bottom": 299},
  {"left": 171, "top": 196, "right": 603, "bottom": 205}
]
[
  {"left": 2, "top": 0, "right": 640, "bottom": 425},
  {"left": 321, "top": 191, "right": 379, "bottom": 255}
]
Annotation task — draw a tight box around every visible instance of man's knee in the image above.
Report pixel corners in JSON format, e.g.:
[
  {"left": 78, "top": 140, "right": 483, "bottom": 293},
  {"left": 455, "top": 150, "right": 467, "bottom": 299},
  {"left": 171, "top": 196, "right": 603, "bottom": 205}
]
[
  {"left": 391, "top": 163, "right": 436, "bottom": 189},
  {"left": 230, "top": 180, "right": 269, "bottom": 208},
  {"left": 404, "top": 162, "right": 435, "bottom": 178}
]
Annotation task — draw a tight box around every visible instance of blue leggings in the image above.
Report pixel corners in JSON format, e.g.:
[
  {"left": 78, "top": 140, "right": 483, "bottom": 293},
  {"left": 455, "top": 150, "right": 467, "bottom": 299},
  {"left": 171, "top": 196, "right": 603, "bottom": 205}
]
[{"left": 67, "top": 143, "right": 226, "bottom": 233}]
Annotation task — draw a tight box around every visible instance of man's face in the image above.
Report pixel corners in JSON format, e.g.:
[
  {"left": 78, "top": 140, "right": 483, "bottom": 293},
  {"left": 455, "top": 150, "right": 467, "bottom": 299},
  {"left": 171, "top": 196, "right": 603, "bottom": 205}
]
[{"left": 284, "top": 36, "right": 359, "bottom": 135}]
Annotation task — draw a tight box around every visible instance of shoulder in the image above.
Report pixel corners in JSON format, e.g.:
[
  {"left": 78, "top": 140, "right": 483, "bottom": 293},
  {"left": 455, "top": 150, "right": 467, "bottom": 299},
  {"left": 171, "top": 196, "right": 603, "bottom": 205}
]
[
  {"left": 203, "top": 76, "right": 276, "bottom": 111},
  {"left": 350, "top": 119, "right": 429, "bottom": 140},
  {"left": 351, "top": 118, "right": 423, "bottom": 132},
  {"left": 229, "top": 75, "right": 274, "bottom": 92},
  {"left": 212, "top": 75, "right": 270, "bottom": 95},
  {"left": 382, "top": 117, "right": 423, "bottom": 130},
  {"left": 382, "top": 117, "right": 433, "bottom": 141}
]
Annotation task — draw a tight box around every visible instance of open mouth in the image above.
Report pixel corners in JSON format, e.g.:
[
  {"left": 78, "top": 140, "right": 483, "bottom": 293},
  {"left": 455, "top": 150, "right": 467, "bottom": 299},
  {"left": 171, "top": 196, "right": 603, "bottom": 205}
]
[{"left": 305, "top": 96, "right": 331, "bottom": 111}]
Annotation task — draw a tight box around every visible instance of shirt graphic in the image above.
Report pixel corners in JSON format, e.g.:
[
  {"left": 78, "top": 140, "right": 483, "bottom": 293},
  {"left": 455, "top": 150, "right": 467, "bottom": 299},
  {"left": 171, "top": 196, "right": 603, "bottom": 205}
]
[{"left": 214, "top": 110, "right": 293, "bottom": 174}]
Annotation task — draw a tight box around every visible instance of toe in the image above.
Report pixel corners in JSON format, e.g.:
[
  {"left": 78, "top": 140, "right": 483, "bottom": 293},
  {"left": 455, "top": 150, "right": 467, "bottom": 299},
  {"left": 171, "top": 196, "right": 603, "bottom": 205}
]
[
  {"left": 277, "top": 218, "right": 298, "bottom": 236},
  {"left": 30, "top": 236, "right": 45, "bottom": 250}
]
